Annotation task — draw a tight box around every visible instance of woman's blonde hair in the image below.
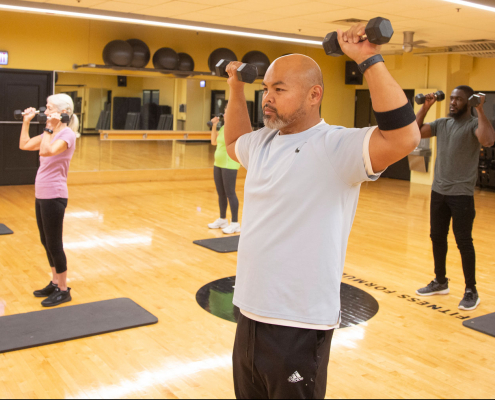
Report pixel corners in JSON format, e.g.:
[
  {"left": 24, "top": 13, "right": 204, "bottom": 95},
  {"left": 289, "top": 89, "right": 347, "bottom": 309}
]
[{"left": 47, "top": 93, "right": 80, "bottom": 137}]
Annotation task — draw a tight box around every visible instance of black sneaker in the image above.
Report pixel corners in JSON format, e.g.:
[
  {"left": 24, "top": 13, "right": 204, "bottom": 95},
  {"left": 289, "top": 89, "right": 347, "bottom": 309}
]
[
  {"left": 41, "top": 288, "right": 72, "bottom": 307},
  {"left": 416, "top": 279, "right": 450, "bottom": 296},
  {"left": 33, "top": 281, "right": 58, "bottom": 298},
  {"left": 459, "top": 289, "right": 480, "bottom": 311}
]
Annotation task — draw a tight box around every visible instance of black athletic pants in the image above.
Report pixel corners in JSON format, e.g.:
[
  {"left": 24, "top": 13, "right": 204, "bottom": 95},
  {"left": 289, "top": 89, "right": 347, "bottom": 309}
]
[
  {"left": 35, "top": 198, "right": 68, "bottom": 274},
  {"left": 430, "top": 190, "right": 476, "bottom": 289},
  {"left": 233, "top": 313, "right": 334, "bottom": 399},
  {"left": 214, "top": 166, "right": 239, "bottom": 223}
]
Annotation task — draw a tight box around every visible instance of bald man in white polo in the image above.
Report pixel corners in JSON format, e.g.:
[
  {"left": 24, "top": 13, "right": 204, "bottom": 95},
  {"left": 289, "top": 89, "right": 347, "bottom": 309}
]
[{"left": 224, "top": 21, "right": 421, "bottom": 399}]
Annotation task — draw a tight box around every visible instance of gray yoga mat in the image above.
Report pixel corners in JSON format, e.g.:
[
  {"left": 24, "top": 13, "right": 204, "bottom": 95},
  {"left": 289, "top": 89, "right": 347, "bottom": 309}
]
[
  {"left": 0, "top": 298, "right": 158, "bottom": 354},
  {"left": 463, "top": 312, "right": 495, "bottom": 338},
  {"left": 194, "top": 235, "right": 240, "bottom": 253},
  {"left": 0, "top": 224, "right": 13, "bottom": 235}
]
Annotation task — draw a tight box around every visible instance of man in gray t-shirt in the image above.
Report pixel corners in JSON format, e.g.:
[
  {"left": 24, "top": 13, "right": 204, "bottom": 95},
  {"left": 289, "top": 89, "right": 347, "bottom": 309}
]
[
  {"left": 223, "top": 21, "right": 421, "bottom": 400},
  {"left": 416, "top": 86, "right": 495, "bottom": 311}
]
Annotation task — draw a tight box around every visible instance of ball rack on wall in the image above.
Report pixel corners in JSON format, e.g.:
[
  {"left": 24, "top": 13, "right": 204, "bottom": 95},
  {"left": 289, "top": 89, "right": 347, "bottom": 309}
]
[{"left": 72, "top": 63, "right": 214, "bottom": 77}]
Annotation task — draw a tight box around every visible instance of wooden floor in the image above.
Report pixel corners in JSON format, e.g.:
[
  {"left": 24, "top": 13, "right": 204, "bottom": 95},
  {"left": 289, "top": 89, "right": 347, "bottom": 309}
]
[{"left": 0, "top": 177, "right": 494, "bottom": 399}]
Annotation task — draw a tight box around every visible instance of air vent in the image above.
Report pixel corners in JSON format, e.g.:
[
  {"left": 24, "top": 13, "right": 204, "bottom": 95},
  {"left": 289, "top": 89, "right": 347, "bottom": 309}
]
[
  {"left": 415, "top": 41, "right": 495, "bottom": 58},
  {"left": 451, "top": 41, "right": 495, "bottom": 57},
  {"left": 330, "top": 18, "right": 368, "bottom": 26},
  {"left": 458, "top": 39, "right": 492, "bottom": 43}
]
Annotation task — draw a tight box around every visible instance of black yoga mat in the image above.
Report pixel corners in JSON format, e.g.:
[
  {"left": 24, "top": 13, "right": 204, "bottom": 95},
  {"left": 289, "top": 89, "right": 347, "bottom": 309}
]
[
  {"left": 0, "top": 224, "right": 13, "bottom": 235},
  {"left": 463, "top": 312, "right": 495, "bottom": 338},
  {"left": 0, "top": 298, "right": 158, "bottom": 354},
  {"left": 193, "top": 235, "right": 240, "bottom": 253}
]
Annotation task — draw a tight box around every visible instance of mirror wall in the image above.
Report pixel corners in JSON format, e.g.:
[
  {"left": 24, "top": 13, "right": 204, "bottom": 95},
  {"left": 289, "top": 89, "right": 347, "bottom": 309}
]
[{"left": 55, "top": 71, "right": 264, "bottom": 172}]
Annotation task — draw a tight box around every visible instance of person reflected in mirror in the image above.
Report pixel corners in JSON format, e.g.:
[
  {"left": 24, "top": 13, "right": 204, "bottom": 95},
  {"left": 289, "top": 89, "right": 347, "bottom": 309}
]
[{"left": 208, "top": 103, "right": 241, "bottom": 235}]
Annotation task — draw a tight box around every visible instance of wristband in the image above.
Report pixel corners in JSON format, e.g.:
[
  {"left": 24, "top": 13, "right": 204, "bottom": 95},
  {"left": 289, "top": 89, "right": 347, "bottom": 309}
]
[
  {"left": 44, "top": 128, "right": 54, "bottom": 134},
  {"left": 358, "top": 55, "right": 384, "bottom": 74},
  {"left": 373, "top": 102, "right": 416, "bottom": 131}
]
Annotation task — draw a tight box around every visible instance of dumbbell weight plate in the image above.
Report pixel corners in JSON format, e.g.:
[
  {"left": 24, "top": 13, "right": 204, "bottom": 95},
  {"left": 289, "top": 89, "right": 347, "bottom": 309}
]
[
  {"left": 322, "top": 32, "right": 344, "bottom": 57},
  {"left": 365, "top": 17, "right": 394, "bottom": 45},
  {"left": 237, "top": 63, "right": 258, "bottom": 84},
  {"left": 435, "top": 91, "right": 445, "bottom": 102},
  {"left": 14, "top": 110, "right": 23, "bottom": 120},
  {"left": 415, "top": 94, "right": 426, "bottom": 105},
  {"left": 468, "top": 94, "right": 481, "bottom": 107},
  {"left": 215, "top": 60, "right": 230, "bottom": 78}
]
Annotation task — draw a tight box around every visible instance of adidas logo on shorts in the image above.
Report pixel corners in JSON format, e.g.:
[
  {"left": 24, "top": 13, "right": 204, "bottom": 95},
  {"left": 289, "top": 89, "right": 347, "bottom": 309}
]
[{"left": 288, "top": 371, "right": 304, "bottom": 383}]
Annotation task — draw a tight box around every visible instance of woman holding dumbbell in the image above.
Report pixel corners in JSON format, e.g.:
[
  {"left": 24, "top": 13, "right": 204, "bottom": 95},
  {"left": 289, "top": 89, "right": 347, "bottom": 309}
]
[
  {"left": 208, "top": 103, "right": 242, "bottom": 234},
  {"left": 19, "top": 93, "right": 79, "bottom": 307}
]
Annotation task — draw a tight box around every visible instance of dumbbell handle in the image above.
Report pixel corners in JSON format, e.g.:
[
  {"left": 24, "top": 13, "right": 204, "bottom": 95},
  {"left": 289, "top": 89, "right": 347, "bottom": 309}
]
[
  {"left": 16, "top": 107, "right": 46, "bottom": 116},
  {"left": 22, "top": 110, "right": 42, "bottom": 116}
]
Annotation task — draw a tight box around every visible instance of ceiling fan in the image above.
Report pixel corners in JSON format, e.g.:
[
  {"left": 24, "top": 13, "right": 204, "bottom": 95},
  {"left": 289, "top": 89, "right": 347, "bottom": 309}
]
[{"left": 401, "top": 31, "right": 428, "bottom": 52}]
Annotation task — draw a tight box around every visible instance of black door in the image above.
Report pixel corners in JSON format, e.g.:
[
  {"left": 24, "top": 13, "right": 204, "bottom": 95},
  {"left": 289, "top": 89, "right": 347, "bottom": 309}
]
[
  {"left": 354, "top": 89, "right": 415, "bottom": 181},
  {"left": 0, "top": 69, "right": 53, "bottom": 186}
]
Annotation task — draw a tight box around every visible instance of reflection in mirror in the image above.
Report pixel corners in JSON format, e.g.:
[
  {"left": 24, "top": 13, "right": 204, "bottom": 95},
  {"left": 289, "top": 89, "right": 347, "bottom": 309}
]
[{"left": 55, "top": 71, "right": 263, "bottom": 173}]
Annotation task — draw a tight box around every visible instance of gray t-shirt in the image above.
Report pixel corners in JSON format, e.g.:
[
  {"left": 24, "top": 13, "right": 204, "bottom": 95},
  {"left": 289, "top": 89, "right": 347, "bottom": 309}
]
[
  {"left": 430, "top": 115, "right": 479, "bottom": 196},
  {"left": 233, "top": 123, "right": 380, "bottom": 326}
]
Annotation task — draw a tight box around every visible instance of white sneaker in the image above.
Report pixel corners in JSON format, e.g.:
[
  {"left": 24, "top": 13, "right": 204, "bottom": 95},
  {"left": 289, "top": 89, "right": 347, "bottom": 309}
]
[
  {"left": 208, "top": 218, "right": 229, "bottom": 229},
  {"left": 223, "top": 223, "right": 241, "bottom": 234}
]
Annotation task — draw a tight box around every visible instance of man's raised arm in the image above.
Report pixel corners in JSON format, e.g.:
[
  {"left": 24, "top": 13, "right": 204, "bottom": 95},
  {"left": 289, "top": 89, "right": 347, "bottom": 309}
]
[
  {"left": 338, "top": 25, "right": 421, "bottom": 173},
  {"left": 224, "top": 62, "right": 255, "bottom": 163}
]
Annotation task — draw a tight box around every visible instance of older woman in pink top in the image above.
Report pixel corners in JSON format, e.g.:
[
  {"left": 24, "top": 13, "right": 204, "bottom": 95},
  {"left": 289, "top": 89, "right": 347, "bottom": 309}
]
[{"left": 19, "top": 94, "right": 79, "bottom": 307}]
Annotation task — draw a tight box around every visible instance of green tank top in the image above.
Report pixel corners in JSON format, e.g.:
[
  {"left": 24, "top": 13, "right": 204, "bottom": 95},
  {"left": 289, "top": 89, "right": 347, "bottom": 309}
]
[{"left": 214, "top": 126, "right": 241, "bottom": 170}]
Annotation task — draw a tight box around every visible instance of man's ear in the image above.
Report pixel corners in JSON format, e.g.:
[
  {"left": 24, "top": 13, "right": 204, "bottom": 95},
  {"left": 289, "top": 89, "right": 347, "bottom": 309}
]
[{"left": 310, "top": 86, "right": 323, "bottom": 105}]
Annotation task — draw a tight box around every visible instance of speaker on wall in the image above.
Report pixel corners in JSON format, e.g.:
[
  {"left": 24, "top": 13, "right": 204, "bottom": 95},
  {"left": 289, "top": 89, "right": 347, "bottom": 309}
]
[
  {"left": 117, "top": 76, "right": 127, "bottom": 87},
  {"left": 345, "top": 62, "right": 363, "bottom": 85}
]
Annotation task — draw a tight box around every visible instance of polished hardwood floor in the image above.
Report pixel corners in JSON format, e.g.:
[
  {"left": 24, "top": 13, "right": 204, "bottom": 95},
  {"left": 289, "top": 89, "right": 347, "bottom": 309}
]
[{"left": 0, "top": 176, "right": 494, "bottom": 399}]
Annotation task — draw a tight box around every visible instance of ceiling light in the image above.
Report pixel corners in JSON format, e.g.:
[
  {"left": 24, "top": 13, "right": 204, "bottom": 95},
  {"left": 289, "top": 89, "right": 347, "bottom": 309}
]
[
  {"left": 0, "top": 3, "right": 322, "bottom": 46},
  {"left": 442, "top": 0, "right": 495, "bottom": 12}
]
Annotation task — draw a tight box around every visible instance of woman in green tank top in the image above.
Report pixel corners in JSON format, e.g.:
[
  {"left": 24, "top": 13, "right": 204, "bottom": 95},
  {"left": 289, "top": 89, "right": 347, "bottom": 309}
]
[{"left": 208, "top": 105, "right": 241, "bottom": 234}]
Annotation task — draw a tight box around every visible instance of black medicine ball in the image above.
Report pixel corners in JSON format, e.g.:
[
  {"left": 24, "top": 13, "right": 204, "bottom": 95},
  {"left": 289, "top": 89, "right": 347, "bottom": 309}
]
[
  {"left": 127, "top": 39, "right": 151, "bottom": 68},
  {"left": 208, "top": 48, "right": 237, "bottom": 73},
  {"left": 177, "top": 53, "right": 195, "bottom": 71},
  {"left": 102, "top": 40, "right": 133, "bottom": 67},
  {"left": 153, "top": 48, "right": 180, "bottom": 70},
  {"left": 242, "top": 51, "right": 270, "bottom": 77}
]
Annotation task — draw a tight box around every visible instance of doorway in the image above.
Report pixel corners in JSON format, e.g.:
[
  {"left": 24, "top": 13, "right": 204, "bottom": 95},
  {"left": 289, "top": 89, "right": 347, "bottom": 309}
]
[{"left": 0, "top": 69, "right": 53, "bottom": 186}]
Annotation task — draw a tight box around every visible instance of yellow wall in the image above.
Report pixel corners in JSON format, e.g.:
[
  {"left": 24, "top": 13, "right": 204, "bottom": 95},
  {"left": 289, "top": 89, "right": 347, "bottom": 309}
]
[{"left": 0, "top": 10, "right": 355, "bottom": 128}]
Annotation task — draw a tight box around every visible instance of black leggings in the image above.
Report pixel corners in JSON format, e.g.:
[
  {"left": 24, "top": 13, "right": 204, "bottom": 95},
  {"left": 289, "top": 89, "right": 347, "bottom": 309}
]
[
  {"left": 35, "top": 198, "right": 68, "bottom": 274},
  {"left": 430, "top": 191, "right": 476, "bottom": 289},
  {"left": 214, "top": 166, "right": 239, "bottom": 223}
]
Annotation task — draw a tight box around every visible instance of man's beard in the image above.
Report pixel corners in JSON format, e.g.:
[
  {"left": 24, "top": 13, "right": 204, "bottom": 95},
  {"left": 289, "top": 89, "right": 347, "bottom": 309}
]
[
  {"left": 263, "top": 105, "right": 307, "bottom": 130},
  {"left": 448, "top": 104, "right": 469, "bottom": 118}
]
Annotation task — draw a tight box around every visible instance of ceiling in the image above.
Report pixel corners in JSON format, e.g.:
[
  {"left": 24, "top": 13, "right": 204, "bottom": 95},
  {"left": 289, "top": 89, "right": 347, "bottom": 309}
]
[{"left": 18, "top": 0, "right": 495, "bottom": 51}]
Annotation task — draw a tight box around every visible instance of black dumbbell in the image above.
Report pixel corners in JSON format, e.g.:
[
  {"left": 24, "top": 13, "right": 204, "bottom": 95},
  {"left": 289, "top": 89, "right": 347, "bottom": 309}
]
[
  {"left": 323, "top": 17, "right": 394, "bottom": 57},
  {"left": 415, "top": 91, "right": 445, "bottom": 105},
  {"left": 207, "top": 113, "right": 224, "bottom": 128},
  {"left": 38, "top": 112, "right": 70, "bottom": 124},
  {"left": 468, "top": 93, "right": 485, "bottom": 107},
  {"left": 14, "top": 107, "right": 46, "bottom": 121},
  {"left": 215, "top": 60, "right": 258, "bottom": 84}
]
